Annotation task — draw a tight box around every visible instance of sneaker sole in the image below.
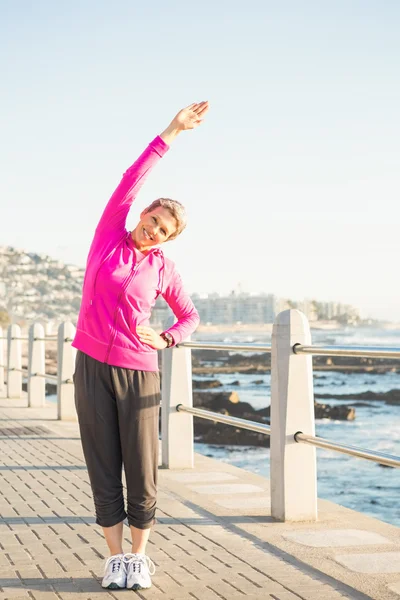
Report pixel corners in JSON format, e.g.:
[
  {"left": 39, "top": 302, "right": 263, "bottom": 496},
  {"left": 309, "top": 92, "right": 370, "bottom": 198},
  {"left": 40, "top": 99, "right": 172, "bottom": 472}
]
[
  {"left": 127, "top": 584, "right": 151, "bottom": 591},
  {"left": 103, "top": 582, "right": 126, "bottom": 589}
]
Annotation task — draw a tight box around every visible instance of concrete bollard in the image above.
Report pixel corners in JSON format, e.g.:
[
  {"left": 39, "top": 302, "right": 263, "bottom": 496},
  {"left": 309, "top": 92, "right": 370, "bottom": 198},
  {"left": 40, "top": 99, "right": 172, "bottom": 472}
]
[
  {"left": 7, "top": 324, "right": 22, "bottom": 399},
  {"left": 0, "top": 326, "right": 4, "bottom": 392},
  {"left": 161, "top": 342, "right": 194, "bottom": 469},
  {"left": 270, "top": 309, "right": 317, "bottom": 521},
  {"left": 57, "top": 322, "right": 77, "bottom": 420},
  {"left": 28, "top": 322, "right": 46, "bottom": 407}
]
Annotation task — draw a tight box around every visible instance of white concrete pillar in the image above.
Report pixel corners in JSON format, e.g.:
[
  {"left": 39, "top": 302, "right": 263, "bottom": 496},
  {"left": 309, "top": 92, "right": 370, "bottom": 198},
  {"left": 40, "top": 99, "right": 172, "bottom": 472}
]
[
  {"left": 28, "top": 322, "right": 46, "bottom": 407},
  {"left": 7, "top": 324, "right": 22, "bottom": 399},
  {"left": 57, "top": 322, "right": 76, "bottom": 420},
  {"left": 270, "top": 309, "right": 317, "bottom": 521},
  {"left": 0, "top": 326, "right": 4, "bottom": 392},
  {"left": 161, "top": 343, "right": 194, "bottom": 469}
]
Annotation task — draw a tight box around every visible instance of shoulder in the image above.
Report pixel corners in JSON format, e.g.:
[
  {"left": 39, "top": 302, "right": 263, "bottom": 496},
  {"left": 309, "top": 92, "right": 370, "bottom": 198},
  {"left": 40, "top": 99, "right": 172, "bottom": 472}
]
[{"left": 161, "top": 255, "right": 185, "bottom": 293}]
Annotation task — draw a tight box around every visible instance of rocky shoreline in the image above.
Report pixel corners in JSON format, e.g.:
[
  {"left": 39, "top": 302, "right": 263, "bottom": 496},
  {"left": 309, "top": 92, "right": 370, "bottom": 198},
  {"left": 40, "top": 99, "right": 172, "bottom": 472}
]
[
  {"left": 192, "top": 349, "right": 400, "bottom": 374},
  {"left": 190, "top": 385, "right": 356, "bottom": 447}
]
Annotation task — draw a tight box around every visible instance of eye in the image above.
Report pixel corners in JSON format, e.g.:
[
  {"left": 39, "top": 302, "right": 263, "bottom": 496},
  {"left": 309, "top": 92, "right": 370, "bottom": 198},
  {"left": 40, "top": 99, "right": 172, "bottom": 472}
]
[
  {"left": 152, "top": 216, "right": 157, "bottom": 223},
  {"left": 161, "top": 229, "right": 167, "bottom": 236}
]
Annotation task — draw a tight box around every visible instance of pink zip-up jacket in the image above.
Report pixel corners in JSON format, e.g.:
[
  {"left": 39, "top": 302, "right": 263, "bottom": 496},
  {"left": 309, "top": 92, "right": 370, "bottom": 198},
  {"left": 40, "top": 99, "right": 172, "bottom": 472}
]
[{"left": 72, "top": 135, "right": 200, "bottom": 371}]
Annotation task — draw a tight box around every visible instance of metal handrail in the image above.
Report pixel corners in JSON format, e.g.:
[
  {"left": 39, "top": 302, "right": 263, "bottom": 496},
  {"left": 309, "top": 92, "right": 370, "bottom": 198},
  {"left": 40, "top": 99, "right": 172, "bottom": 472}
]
[
  {"left": 3, "top": 366, "right": 65, "bottom": 383},
  {"left": 0, "top": 336, "right": 70, "bottom": 342},
  {"left": 178, "top": 341, "right": 271, "bottom": 353},
  {"left": 295, "top": 432, "right": 400, "bottom": 468},
  {"left": 294, "top": 344, "right": 400, "bottom": 360},
  {"left": 176, "top": 404, "right": 270, "bottom": 435},
  {"left": 31, "top": 373, "right": 58, "bottom": 382},
  {"left": 176, "top": 405, "right": 400, "bottom": 468}
]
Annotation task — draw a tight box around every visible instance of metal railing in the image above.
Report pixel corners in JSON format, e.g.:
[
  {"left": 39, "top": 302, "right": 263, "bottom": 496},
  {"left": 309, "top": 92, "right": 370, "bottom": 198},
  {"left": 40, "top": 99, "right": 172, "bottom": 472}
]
[
  {"left": 294, "top": 343, "right": 400, "bottom": 359},
  {"left": 175, "top": 338, "right": 400, "bottom": 470},
  {"left": 0, "top": 322, "right": 76, "bottom": 418},
  {"left": 294, "top": 432, "right": 400, "bottom": 468},
  {"left": 179, "top": 341, "right": 271, "bottom": 353},
  {"left": 176, "top": 404, "right": 270, "bottom": 435}
]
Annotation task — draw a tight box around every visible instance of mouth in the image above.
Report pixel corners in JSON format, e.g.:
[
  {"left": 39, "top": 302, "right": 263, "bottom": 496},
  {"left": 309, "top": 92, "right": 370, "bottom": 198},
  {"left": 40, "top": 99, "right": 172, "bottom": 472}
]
[{"left": 143, "top": 227, "right": 153, "bottom": 241}]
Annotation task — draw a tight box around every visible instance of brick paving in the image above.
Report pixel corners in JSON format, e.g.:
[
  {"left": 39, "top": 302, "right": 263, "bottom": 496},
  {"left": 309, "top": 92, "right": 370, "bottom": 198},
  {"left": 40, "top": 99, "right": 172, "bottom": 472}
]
[{"left": 0, "top": 396, "right": 387, "bottom": 599}]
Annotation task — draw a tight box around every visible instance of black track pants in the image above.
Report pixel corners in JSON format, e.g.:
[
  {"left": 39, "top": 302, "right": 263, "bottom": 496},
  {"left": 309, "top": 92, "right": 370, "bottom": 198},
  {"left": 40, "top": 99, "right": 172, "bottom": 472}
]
[{"left": 73, "top": 350, "right": 161, "bottom": 529}]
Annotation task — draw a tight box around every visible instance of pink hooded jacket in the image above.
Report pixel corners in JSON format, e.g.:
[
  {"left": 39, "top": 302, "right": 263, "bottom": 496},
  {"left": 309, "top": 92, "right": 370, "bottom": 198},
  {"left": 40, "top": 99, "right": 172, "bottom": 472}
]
[{"left": 72, "top": 135, "right": 200, "bottom": 371}]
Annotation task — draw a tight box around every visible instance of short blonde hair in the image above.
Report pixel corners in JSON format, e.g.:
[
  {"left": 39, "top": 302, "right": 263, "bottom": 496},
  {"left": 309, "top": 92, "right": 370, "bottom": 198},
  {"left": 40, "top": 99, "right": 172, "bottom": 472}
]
[{"left": 143, "top": 198, "right": 187, "bottom": 241}]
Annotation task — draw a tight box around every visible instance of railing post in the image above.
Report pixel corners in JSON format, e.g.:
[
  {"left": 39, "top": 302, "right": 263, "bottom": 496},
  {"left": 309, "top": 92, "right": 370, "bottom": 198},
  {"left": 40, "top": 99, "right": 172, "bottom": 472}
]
[
  {"left": 7, "top": 324, "right": 22, "bottom": 399},
  {"left": 28, "top": 322, "right": 45, "bottom": 407},
  {"left": 57, "top": 322, "right": 76, "bottom": 420},
  {"left": 161, "top": 343, "right": 194, "bottom": 468},
  {"left": 0, "top": 326, "right": 4, "bottom": 392},
  {"left": 270, "top": 309, "right": 317, "bottom": 521}
]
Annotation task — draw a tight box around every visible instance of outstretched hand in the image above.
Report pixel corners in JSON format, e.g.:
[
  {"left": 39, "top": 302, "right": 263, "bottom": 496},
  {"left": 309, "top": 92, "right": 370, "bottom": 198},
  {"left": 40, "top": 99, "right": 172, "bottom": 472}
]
[
  {"left": 172, "top": 101, "right": 210, "bottom": 131},
  {"left": 160, "top": 101, "right": 210, "bottom": 144}
]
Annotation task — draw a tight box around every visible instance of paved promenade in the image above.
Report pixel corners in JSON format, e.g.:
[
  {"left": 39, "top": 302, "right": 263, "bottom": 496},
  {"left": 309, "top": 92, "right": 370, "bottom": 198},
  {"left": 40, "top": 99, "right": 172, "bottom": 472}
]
[{"left": 0, "top": 393, "right": 399, "bottom": 600}]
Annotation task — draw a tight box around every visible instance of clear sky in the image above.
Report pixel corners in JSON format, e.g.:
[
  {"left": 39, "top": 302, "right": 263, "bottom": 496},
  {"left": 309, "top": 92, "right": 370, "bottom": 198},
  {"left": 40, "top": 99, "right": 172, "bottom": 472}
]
[{"left": 1, "top": 1, "right": 399, "bottom": 321}]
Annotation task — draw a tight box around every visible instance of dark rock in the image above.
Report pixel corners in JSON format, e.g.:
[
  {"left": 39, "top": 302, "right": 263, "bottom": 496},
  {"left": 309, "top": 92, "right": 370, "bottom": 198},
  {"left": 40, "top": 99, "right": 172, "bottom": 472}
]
[
  {"left": 195, "top": 424, "right": 269, "bottom": 447},
  {"left": 252, "top": 379, "right": 264, "bottom": 385},
  {"left": 192, "top": 390, "right": 269, "bottom": 447},
  {"left": 315, "top": 388, "right": 400, "bottom": 405},
  {"left": 229, "top": 380, "right": 241, "bottom": 386},
  {"left": 314, "top": 403, "right": 355, "bottom": 421},
  {"left": 193, "top": 391, "right": 240, "bottom": 409},
  {"left": 260, "top": 402, "right": 355, "bottom": 421},
  {"left": 193, "top": 379, "right": 223, "bottom": 389}
]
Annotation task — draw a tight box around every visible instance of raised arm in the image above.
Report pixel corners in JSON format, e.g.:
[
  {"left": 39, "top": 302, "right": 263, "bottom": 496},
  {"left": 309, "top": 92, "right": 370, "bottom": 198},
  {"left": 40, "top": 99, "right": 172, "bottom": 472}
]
[
  {"left": 87, "top": 102, "right": 209, "bottom": 263},
  {"left": 94, "top": 101, "right": 210, "bottom": 239}
]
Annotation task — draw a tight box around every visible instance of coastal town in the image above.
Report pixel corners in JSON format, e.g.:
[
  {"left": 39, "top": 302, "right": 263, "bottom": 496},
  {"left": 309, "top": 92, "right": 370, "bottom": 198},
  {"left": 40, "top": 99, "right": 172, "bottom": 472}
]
[{"left": 0, "top": 245, "right": 365, "bottom": 329}]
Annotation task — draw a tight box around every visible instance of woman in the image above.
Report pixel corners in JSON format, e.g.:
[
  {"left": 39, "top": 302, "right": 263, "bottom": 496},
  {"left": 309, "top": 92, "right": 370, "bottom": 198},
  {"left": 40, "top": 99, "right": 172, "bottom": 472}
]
[{"left": 72, "top": 101, "right": 209, "bottom": 591}]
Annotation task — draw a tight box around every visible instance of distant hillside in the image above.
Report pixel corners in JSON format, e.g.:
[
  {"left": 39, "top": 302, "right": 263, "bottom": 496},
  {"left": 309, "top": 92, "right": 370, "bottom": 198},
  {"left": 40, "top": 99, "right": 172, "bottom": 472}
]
[{"left": 0, "top": 246, "right": 85, "bottom": 325}]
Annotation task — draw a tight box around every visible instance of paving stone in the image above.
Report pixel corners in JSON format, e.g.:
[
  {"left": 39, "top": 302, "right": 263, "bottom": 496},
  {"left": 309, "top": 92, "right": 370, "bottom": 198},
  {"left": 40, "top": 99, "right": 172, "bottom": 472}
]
[
  {"left": 188, "top": 483, "right": 264, "bottom": 495},
  {"left": 166, "top": 472, "right": 238, "bottom": 483},
  {"left": 388, "top": 581, "right": 400, "bottom": 594},
  {"left": 283, "top": 528, "right": 392, "bottom": 547},
  {"left": 212, "top": 495, "right": 270, "bottom": 509},
  {"left": 335, "top": 551, "right": 400, "bottom": 573}
]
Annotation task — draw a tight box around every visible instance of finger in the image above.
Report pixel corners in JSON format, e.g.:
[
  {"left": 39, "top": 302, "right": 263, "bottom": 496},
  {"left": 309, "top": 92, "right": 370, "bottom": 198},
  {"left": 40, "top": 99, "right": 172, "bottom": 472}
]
[
  {"left": 138, "top": 335, "right": 151, "bottom": 343},
  {"left": 196, "top": 104, "right": 210, "bottom": 117},
  {"left": 137, "top": 331, "right": 151, "bottom": 337},
  {"left": 193, "top": 101, "right": 209, "bottom": 115},
  {"left": 185, "top": 102, "right": 197, "bottom": 110}
]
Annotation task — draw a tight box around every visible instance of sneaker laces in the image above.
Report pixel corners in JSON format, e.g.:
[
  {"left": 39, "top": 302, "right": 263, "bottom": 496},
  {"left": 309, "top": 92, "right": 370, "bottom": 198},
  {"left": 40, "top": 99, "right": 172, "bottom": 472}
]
[
  {"left": 105, "top": 554, "right": 125, "bottom": 573},
  {"left": 124, "top": 553, "right": 155, "bottom": 576}
]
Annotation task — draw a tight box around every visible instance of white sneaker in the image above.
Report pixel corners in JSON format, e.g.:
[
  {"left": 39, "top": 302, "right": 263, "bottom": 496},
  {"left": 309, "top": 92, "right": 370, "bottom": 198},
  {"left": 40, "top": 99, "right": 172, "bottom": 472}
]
[
  {"left": 124, "top": 553, "right": 155, "bottom": 590},
  {"left": 101, "top": 553, "right": 127, "bottom": 589}
]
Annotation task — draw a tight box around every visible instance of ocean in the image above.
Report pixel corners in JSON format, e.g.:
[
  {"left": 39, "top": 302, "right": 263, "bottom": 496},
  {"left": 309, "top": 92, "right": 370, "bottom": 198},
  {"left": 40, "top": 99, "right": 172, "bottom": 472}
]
[{"left": 192, "top": 326, "right": 400, "bottom": 527}]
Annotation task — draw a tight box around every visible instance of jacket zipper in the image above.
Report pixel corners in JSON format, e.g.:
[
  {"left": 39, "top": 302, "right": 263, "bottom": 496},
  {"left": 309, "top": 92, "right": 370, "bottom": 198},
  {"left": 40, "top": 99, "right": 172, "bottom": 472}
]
[{"left": 104, "top": 262, "right": 140, "bottom": 364}]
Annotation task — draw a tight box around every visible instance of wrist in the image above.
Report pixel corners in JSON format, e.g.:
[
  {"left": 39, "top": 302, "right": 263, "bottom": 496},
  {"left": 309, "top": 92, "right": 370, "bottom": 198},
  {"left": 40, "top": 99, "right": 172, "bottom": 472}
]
[
  {"left": 160, "top": 122, "right": 181, "bottom": 145},
  {"left": 160, "top": 331, "right": 174, "bottom": 349}
]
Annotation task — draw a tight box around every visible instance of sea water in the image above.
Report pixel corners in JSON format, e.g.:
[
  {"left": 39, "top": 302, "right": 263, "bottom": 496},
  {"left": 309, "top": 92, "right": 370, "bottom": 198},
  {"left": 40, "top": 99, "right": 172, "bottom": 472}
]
[{"left": 192, "top": 326, "right": 400, "bottom": 527}]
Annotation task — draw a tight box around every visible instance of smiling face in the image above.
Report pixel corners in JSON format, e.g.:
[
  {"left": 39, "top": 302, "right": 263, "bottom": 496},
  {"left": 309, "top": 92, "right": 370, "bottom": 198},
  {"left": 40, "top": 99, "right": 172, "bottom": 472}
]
[{"left": 131, "top": 206, "right": 178, "bottom": 252}]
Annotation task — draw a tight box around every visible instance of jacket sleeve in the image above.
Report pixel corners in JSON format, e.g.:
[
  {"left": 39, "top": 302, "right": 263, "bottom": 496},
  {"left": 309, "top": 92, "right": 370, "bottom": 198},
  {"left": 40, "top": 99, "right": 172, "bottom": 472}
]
[
  {"left": 162, "top": 267, "right": 200, "bottom": 345},
  {"left": 95, "top": 135, "right": 169, "bottom": 237}
]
